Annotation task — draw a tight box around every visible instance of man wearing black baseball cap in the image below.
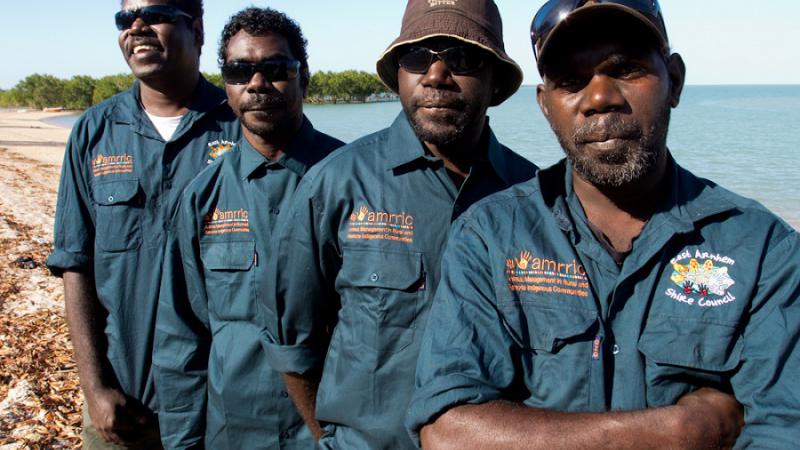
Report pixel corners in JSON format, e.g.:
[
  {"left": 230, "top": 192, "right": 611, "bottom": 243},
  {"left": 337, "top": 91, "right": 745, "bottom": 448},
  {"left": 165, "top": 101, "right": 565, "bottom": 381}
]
[
  {"left": 260, "top": 0, "right": 537, "bottom": 448},
  {"left": 408, "top": 0, "right": 800, "bottom": 448}
]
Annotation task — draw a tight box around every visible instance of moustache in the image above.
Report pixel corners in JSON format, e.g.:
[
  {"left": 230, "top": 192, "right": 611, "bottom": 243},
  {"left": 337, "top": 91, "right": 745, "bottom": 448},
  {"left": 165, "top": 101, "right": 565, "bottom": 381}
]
[
  {"left": 413, "top": 90, "right": 467, "bottom": 110},
  {"left": 241, "top": 94, "right": 287, "bottom": 111},
  {"left": 573, "top": 115, "right": 642, "bottom": 144}
]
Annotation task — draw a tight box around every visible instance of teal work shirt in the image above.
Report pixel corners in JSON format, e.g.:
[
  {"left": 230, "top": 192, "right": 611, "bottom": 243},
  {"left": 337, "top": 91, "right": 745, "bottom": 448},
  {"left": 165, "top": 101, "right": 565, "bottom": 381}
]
[
  {"left": 153, "top": 118, "right": 343, "bottom": 450},
  {"left": 407, "top": 158, "right": 800, "bottom": 448},
  {"left": 261, "top": 112, "right": 537, "bottom": 450},
  {"left": 46, "top": 78, "right": 241, "bottom": 411}
]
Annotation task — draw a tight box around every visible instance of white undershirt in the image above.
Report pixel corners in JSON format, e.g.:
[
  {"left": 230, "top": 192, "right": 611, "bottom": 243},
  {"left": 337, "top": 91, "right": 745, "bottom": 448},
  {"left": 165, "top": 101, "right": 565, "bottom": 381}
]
[{"left": 145, "top": 111, "right": 184, "bottom": 141}]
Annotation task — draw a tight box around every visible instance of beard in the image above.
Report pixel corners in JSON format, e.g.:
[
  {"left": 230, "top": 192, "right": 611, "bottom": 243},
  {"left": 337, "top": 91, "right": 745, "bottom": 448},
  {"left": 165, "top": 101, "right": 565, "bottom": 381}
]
[
  {"left": 555, "top": 105, "right": 671, "bottom": 188},
  {"left": 402, "top": 89, "right": 475, "bottom": 148}
]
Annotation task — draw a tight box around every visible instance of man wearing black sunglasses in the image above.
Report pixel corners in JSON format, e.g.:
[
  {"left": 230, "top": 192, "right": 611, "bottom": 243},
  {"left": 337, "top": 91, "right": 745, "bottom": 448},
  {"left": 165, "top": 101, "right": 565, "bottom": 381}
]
[
  {"left": 47, "top": 0, "right": 240, "bottom": 448},
  {"left": 152, "top": 7, "right": 344, "bottom": 450},
  {"left": 408, "top": 0, "right": 800, "bottom": 449},
  {"left": 258, "top": 1, "right": 537, "bottom": 449}
]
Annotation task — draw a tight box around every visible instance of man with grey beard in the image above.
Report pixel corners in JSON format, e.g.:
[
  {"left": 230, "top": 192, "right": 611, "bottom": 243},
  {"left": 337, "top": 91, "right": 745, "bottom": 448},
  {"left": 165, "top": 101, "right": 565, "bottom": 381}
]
[
  {"left": 407, "top": 1, "right": 800, "bottom": 449},
  {"left": 259, "top": 1, "right": 537, "bottom": 448}
]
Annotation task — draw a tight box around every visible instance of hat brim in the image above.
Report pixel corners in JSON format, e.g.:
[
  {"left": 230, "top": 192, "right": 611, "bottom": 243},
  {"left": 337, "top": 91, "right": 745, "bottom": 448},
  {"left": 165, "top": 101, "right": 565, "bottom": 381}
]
[
  {"left": 536, "top": 4, "right": 669, "bottom": 73},
  {"left": 376, "top": 13, "right": 523, "bottom": 106}
]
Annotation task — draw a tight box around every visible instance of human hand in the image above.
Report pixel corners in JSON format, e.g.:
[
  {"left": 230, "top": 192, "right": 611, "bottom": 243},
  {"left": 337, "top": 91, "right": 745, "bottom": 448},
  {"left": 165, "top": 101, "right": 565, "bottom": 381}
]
[
  {"left": 675, "top": 387, "right": 744, "bottom": 449},
  {"left": 85, "top": 386, "right": 150, "bottom": 444}
]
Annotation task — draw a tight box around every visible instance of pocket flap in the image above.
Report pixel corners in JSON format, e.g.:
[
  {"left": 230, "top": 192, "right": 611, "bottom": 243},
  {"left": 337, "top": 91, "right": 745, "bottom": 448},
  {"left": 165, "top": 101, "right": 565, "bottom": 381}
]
[
  {"left": 93, "top": 179, "right": 140, "bottom": 205},
  {"left": 638, "top": 319, "right": 742, "bottom": 372},
  {"left": 201, "top": 241, "right": 255, "bottom": 271},
  {"left": 340, "top": 247, "right": 422, "bottom": 290},
  {"left": 500, "top": 303, "right": 596, "bottom": 353}
]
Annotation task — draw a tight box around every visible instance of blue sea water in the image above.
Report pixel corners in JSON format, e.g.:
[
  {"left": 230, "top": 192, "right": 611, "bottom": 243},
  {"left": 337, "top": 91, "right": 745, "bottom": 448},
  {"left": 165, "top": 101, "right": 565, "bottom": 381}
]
[{"left": 43, "top": 85, "right": 800, "bottom": 226}]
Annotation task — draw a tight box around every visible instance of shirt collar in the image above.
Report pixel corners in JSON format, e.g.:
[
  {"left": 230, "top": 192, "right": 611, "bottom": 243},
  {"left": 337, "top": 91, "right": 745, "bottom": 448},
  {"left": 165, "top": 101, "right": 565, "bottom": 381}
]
[
  {"left": 108, "top": 75, "right": 228, "bottom": 137},
  {"left": 383, "top": 112, "right": 518, "bottom": 185},
  {"left": 239, "top": 116, "right": 318, "bottom": 180},
  {"left": 384, "top": 112, "right": 427, "bottom": 169},
  {"left": 544, "top": 153, "right": 739, "bottom": 232}
]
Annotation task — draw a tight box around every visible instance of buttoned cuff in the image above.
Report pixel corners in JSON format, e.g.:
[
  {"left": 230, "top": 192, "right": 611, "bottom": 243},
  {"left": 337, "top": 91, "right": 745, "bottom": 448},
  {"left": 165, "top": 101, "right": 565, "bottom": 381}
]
[
  {"left": 46, "top": 249, "right": 93, "bottom": 277},
  {"left": 261, "top": 340, "right": 324, "bottom": 375},
  {"left": 404, "top": 376, "right": 503, "bottom": 447}
]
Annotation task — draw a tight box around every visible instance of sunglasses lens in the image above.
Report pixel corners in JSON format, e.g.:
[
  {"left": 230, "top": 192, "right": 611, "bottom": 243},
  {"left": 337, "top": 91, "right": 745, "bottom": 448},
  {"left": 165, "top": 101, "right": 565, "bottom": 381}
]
[
  {"left": 398, "top": 47, "right": 485, "bottom": 75},
  {"left": 222, "top": 63, "right": 255, "bottom": 84},
  {"left": 441, "top": 47, "right": 485, "bottom": 74},
  {"left": 222, "top": 61, "right": 301, "bottom": 84},
  {"left": 115, "top": 5, "right": 189, "bottom": 30},
  {"left": 115, "top": 11, "right": 136, "bottom": 30},
  {"left": 398, "top": 48, "right": 433, "bottom": 74},
  {"left": 139, "top": 10, "right": 174, "bottom": 26}
]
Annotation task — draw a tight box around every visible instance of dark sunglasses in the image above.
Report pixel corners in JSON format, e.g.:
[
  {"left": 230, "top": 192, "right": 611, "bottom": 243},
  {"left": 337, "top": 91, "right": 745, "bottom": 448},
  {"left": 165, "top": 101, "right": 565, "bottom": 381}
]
[
  {"left": 531, "top": 0, "right": 663, "bottom": 58},
  {"left": 397, "top": 46, "right": 487, "bottom": 75},
  {"left": 220, "top": 60, "right": 302, "bottom": 85},
  {"left": 115, "top": 5, "right": 193, "bottom": 31}
]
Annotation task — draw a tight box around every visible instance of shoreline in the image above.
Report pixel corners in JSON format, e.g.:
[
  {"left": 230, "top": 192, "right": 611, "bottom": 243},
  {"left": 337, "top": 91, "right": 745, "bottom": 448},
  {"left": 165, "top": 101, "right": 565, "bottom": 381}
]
[{"left": 4, "top": 109, "right": 800, "bottom": 231}]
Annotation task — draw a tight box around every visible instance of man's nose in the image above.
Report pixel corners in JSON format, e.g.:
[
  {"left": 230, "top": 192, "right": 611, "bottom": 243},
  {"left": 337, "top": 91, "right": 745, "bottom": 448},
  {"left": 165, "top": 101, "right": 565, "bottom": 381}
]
[
  {"left": 246, "top": 72, "right": 275, "bottom": 93},
  {"left": 579, "top": 74, "right": 626, "bottom": 116},
  {"left": 421, "top": 58, "right": 454, "bottom": 88}
]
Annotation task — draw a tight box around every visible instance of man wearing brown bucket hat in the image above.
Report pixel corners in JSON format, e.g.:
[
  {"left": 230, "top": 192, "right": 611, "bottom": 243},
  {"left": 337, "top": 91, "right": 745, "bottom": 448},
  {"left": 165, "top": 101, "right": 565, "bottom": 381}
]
[
  {"left": 258, "top": 0, "right": 537, "bottom": 448},
  {"left": 407, "top": 0, "right": 800, "bottom": 448}
]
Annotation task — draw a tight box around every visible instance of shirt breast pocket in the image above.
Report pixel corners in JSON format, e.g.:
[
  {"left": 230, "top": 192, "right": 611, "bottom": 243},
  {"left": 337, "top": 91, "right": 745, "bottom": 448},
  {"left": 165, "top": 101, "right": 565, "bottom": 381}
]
[
  {"left": 338, "top": 247, "right": 424, "bottom": 355},
  {"left": 201, "top": 240, "right": 256, "bottom": 321},
  {"left": 637, "top": 317, "right": 743, "bottom": 406},
  {"left": 499, "top": 301, "right": 597, "bottom": 411},
  {"left": 93, "top": 179, "right": 141, "bottom": 252}
]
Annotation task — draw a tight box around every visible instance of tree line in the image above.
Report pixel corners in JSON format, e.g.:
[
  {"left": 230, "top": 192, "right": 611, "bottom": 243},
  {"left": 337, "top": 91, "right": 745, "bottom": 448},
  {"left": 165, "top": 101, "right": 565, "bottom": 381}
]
[{"left": 0, "top": 71, "right": 394, "bottom": 110}]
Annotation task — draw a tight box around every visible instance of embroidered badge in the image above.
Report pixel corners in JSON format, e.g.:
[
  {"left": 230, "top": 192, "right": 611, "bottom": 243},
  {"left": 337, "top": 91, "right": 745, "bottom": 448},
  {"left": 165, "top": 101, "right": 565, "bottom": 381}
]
[
  {"left": 92, "top": 154, "right": 133, "bottom": 177},
  {"left": 203, "top": 208, "right": 250, "bottom": 235},
  {"left": 665, "top": 249, "right": 736, "bottom": 308},
  {"left": 207, "top": 140, "right": 237, "bottom": 164},
  {"left": 505, "top": 251, "right": 590, "bottom": 298},
  {"left": 346, "top": 205, "right": 415, "bottom": 244}
]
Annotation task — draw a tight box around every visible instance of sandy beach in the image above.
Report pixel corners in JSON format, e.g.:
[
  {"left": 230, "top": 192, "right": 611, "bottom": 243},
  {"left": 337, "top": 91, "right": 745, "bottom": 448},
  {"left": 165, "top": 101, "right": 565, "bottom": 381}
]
[{"left": 0, "top": 110, "right": 80, "bottom": 448}]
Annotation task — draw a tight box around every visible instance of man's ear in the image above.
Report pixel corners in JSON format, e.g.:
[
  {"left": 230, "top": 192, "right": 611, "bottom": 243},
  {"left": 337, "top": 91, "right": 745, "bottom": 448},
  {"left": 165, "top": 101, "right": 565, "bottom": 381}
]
[
  {"left": 666, "top": 53, "right": 686, "bottom": 108},
  {"left": 536, "top": 83, "right": 550, "bottom": 120},
  {"left": 193, "top": 18, "right": 204, "bottom": 50},
  {"left": 301, "top": 67, "right": 310, "bottom": 98}
]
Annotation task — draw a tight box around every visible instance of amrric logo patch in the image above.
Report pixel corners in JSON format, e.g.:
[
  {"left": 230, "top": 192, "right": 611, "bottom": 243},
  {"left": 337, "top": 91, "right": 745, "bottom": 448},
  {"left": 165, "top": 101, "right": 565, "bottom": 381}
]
[
  {"left": 203, "top": 208, "right": 250, "bottom": 235},
  {"left": 346, "top": 205, "right": 415, "bottom": 244},
  {"left": 92, "top": 154, "right": 133, "bottom": 177},
  {"left": 505, "top": 251, "right": 590, "bottom": 298},
  {"left": 665, "top": 249, "right": 736, "bottom": 308}
]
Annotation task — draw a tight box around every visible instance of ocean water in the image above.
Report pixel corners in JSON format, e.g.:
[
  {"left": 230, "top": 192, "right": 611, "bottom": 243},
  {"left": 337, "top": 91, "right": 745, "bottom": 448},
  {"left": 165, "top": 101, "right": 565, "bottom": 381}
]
[{"left": 44, "top": 85, "right": 800, "bottom": 226}]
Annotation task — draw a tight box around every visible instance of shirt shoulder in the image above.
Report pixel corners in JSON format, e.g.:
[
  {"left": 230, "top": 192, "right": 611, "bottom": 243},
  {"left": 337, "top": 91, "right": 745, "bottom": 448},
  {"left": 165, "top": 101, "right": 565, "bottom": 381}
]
[
  {"left": 458, "top": 176, "right": 545, "bottom": 232},
  {"left": 182, "top": 147, "right": 239, "bottom": 199},
  {"left": 684, "top": 169, "right": 796, "bottom": 243},
  {"left": 302, "top": 127, "right": 391, "bottom": 184}
]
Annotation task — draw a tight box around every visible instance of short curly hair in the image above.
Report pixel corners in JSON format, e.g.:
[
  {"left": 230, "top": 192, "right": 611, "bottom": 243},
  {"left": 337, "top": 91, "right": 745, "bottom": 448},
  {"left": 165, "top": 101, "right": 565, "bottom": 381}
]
[{"left": 218, "top": 7, "right": 309, "bottom": 86}]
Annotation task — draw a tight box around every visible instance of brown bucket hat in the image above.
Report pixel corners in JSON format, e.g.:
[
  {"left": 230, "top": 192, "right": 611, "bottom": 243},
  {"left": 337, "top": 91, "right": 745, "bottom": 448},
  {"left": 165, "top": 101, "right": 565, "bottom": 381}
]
[{"left": 376, "top": 0, "right": 524, "bottom": 106}]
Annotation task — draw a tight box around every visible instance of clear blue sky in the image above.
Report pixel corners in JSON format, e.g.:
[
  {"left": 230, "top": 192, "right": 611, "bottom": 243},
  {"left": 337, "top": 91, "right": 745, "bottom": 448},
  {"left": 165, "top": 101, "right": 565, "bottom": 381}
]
[{"left": 2, "top": 0, "right": 798, "bottom": 89}]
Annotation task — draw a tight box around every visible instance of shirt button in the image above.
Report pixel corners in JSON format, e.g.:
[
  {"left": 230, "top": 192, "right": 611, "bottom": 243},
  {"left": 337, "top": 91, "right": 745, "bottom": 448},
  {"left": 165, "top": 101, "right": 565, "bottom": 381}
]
[
  {"left": 272, "top": 207, "right": 280, "bottom": 215},
  {"left": 280, "top": 390, "right": 289, "bottom": 398},
  {"left": 165, "top": 181, "right": 172, "bottom": 189},
  {"left": 279, "top": 431, "right": 289, "bottom": 440},
  {"left": 107, "top": 196, "right": 114, "bottom": 202},
  {"left": 612, "top": 344, "right": 620, "bottom": 355},
  {"left": 369, "top": 273, "right": 379, "bottom": 282}
]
